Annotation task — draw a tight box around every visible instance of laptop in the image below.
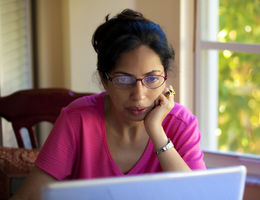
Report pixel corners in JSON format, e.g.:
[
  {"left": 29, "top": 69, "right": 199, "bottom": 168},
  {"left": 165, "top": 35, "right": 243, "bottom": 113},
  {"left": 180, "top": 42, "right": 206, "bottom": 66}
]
[{"left": 41, "top": 165, "right": 246, "bottom": 200}]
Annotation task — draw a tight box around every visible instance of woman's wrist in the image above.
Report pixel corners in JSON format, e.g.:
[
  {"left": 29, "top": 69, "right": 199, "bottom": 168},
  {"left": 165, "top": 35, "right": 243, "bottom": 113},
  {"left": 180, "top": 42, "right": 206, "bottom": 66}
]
[
  {"left": 145, "top": 125, "right": 169, "bottom": 150},
  {"left": 155, "top": 138, "right": 174, "bottom": 155},
  {"left": 144, "top": 121, "right": 162, "bottom": 136}
]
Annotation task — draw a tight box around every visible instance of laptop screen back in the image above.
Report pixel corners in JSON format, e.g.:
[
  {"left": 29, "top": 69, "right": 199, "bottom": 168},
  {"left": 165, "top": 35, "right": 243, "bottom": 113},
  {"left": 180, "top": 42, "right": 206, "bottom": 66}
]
[{"left": 42, "top": 165, "right": 246, "bottom": 200}]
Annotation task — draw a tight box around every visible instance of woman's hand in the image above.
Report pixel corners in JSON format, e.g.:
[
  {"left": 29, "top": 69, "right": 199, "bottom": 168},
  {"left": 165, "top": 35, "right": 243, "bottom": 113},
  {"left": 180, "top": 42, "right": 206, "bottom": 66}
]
[
  {"left": 144, "top": 85, "right": 175, "bottom": 134},
  {"left": 143, "top": 86, "right": 191, "bottom": 172}
]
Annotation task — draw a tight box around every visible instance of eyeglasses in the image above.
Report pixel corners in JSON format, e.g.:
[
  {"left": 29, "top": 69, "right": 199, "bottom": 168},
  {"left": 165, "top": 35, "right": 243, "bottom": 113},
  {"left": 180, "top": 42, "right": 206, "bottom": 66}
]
[{"left": 106, "top": 74, "right": 167, "bottom": 89}]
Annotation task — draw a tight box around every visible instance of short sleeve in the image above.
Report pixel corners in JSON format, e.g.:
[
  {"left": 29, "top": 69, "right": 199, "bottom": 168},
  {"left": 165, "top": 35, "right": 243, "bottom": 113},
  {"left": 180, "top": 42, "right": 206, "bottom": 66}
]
[
  {"left": 35, "top": 109, "right": 77, "bottom": 180},
  {"left": 163, "top": 105, "right": 206, "bottom": 170},
  {"left": 175, "top": 116, "right": 206, "bottom": 170}
]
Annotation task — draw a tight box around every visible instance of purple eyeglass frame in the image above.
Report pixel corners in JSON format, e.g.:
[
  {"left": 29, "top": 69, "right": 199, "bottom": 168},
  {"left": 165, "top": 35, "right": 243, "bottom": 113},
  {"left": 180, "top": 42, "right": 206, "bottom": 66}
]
[{"left": 106, "top": 73, "right": 168, "bottom": 89}]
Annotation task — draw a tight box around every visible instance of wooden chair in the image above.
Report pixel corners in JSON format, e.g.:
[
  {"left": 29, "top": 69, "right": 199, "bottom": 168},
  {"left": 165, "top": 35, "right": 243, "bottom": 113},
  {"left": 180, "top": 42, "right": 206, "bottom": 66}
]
[
  {"left": 0, "top": 88, "right": 92, "bottom": 199},
  {"left": 0, "top": 88, "right": 92, "bottom": 149}
]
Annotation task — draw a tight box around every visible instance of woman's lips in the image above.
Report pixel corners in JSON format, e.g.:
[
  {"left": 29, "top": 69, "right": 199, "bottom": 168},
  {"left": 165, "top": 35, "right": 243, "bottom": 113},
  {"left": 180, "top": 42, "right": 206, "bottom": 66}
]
[{"left": 127, "top": 107, "right": 148, "bottom": 115}]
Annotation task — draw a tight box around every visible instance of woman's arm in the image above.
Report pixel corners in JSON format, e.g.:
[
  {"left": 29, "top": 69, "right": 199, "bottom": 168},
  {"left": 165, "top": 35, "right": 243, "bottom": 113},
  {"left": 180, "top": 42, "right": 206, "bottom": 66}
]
[
  {"left": 144, "top": 86, "right": 191, "bottom": 172},
  {"left": 10, "top": 166, "right": 56, "bottom": 200},
  {"left": 146, "top": 125, "right": 191, "bottom": 172}
]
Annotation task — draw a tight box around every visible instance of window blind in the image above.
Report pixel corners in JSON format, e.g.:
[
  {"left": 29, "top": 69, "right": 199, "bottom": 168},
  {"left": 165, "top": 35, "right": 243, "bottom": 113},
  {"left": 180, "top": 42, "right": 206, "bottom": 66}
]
[{"left": 0, "top": 0, "right": 33, "bottom": 147}]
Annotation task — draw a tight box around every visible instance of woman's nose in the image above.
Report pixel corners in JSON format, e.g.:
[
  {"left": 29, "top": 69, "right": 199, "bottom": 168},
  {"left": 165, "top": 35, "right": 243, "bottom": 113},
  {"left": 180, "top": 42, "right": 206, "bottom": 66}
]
[{"left": 130, "top": 81, "right": 146, "bottom": 101}]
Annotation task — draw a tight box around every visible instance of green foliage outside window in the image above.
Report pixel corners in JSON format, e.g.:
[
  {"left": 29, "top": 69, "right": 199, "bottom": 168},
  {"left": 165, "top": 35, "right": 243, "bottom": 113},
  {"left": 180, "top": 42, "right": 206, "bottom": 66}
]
[{"left": 218, "top": 0, "right": 260, "bottom": 154}]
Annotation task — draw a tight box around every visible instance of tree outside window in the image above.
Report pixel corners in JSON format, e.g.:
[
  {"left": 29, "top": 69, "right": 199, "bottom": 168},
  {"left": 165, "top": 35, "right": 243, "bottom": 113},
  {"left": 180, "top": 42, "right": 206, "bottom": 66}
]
[{"left": 218, "top": 0, "right": 260, "bottom": 154}]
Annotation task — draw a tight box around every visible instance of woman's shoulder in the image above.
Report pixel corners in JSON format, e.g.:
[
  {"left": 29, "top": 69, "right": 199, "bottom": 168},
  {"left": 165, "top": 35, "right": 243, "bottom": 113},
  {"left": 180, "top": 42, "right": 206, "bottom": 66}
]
[
  {"left": 165, "top": 102, "right": 197, "bottom": 125},
  {"left": 63, "top": 91, "right": 106, "bottom": 113}
]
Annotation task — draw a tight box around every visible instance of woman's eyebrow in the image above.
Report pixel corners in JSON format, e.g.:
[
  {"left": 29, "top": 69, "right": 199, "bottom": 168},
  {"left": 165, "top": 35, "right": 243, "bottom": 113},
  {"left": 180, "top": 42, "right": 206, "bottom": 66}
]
[
  {"left": 113, "top": 71, "right": 132, "bottom": 76},
  {"left": 143, "top": 70, "right": 162, "bottom": 75},
  {"left": 113, "top": 70, "right": 162, "bottom": 76}
]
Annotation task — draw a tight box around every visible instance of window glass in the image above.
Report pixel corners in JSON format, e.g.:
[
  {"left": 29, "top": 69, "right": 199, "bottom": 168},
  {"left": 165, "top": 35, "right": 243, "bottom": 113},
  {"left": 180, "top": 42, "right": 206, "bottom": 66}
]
[
  {"left": 197, "top": 0, "right": 260, "bottom": 155},
  {"left": 218, "top": 51, "right": 260, "bottom": 154},
  {"left": 218, "top": 0, "right": 260, "bottom": 44},
  {"left": 201, "top": 0, "right": 260, "bottom": 43}
]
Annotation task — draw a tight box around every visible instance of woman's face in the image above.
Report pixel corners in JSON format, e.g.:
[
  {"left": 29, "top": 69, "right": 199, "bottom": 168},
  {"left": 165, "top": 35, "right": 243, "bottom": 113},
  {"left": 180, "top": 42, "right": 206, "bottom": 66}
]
[{"left": 103, "top": 45, "right": 166, "bottom": 122}]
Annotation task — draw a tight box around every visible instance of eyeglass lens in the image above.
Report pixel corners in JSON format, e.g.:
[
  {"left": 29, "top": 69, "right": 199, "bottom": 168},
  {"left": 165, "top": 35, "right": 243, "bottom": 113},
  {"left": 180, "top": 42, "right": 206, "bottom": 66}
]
[{"left": 112, "top": 75, "right": 165, "bottom": 89}]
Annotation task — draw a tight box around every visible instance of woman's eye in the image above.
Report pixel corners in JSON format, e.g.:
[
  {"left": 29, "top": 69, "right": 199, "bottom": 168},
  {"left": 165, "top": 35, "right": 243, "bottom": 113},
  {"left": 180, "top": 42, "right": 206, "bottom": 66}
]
[
  {"left": 115, "top": 76, "right": 134, "bottom": 84},
  {"left": 145, "top": 76, "right": 158, "bottom": 83}
]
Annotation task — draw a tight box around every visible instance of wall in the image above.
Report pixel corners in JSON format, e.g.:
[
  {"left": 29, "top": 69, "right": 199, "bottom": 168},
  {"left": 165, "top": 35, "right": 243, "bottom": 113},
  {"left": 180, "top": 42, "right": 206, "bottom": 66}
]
[
  {"left": 65, "top": 0, "right": 136, "bottom": 93},
  {"left": 36, "top": 0, "right": 65, "bottom": 87},
  {"left": 36, "top": 0, "right": 66, "bottom": 145},
  {"left": 37, "top": 0, "right": 181, "bottom": 101}
]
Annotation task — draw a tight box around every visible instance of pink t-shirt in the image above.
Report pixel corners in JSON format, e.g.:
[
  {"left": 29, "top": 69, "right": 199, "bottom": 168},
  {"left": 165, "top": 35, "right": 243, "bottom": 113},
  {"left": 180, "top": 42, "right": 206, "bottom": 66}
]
[{"left": 35, "top": 92, "right": 206, "bottom": 180}]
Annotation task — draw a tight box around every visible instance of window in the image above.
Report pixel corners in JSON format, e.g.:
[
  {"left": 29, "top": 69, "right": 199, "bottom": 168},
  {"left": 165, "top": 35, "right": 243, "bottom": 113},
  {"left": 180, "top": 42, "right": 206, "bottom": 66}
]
[
  {"left": 195, "top": 0, "right": 260, "bottom": 156},
  {"left": 0, "top": 0, "right": 33, "bottom": 146},
  {"left": 194, "top": 0, "right": 260, "bottom": 182}
]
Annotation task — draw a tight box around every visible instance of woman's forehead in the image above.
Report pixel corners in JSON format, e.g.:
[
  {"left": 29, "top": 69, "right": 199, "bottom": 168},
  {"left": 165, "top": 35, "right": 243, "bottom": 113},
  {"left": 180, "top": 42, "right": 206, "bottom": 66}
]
[{"left": 112, "top": 46, "right": 164, "bottom": 75}]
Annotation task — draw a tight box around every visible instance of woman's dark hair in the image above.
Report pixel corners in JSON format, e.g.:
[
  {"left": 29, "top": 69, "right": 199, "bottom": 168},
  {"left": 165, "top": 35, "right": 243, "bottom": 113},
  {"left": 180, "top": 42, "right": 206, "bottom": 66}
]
[{"left": 92, "top": 9, "right": 175, "bottom": 80}]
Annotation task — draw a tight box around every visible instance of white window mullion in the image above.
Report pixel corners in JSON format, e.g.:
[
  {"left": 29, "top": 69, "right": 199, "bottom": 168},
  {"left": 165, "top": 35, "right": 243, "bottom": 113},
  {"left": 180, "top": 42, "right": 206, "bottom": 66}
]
[
  {"left": 201, "top": 41, "right": 260, "bottom": 53},
  {"left": 180, "top": 0, "right": 195, "bottom": 111},
  {"left": 195, "top": 0, "right": 219, "bottom": 150}
]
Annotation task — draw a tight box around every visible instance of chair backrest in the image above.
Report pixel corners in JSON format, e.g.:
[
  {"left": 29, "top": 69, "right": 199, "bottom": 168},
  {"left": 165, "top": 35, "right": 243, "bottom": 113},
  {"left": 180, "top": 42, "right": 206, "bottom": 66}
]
[{"left": 0, "top": 88, "right": 93, "bottom": 148}]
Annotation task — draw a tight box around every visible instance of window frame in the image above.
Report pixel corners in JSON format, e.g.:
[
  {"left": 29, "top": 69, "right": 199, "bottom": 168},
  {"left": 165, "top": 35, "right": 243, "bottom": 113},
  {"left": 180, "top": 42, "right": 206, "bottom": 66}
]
[{"left": 194, "top": 0, "right": 260, "bottom": 177}]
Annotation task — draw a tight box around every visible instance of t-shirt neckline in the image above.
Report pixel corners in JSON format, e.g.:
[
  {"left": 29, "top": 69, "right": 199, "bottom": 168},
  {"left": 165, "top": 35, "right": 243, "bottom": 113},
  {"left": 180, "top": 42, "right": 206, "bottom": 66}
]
[{"left": 99, "top": 92, "right": 153, "bottom": 176}]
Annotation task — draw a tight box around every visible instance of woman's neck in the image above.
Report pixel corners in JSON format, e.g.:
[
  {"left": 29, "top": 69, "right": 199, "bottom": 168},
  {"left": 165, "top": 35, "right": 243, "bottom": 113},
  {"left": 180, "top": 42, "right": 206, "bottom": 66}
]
[{"left": 104, "top": 94, "right": 146, "bottom": 141}]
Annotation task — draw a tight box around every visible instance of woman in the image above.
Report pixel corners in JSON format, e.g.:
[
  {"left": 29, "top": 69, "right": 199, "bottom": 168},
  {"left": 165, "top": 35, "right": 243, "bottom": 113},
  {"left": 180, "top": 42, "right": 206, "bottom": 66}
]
[{"left": 11, "top": 9, "right": 205, "bottom": 200}]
